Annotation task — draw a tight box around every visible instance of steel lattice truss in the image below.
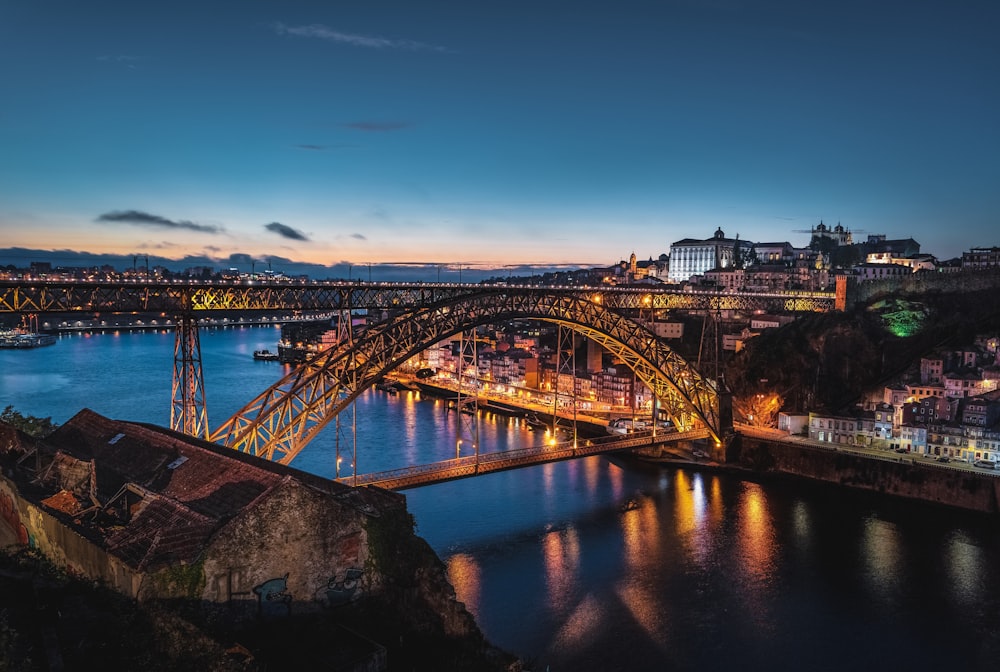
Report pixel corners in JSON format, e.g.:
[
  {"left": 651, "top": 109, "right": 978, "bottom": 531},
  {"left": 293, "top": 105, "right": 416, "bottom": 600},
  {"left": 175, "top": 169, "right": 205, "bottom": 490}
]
[
  {"left": 170, "top": 314, "right": 209, "bottom": 439},
  {"left": 0, "top": 279, "right": 837, "bottom": 314},
  {"left": 210, "top": 289, "right": 727, "bottom": 464}
]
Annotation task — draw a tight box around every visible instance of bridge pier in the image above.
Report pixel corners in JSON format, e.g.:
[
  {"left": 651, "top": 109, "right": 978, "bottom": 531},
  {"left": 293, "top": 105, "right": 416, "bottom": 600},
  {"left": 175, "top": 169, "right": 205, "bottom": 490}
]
[{"left": 170, "top": 314, "right": 209, "bottom": 439}]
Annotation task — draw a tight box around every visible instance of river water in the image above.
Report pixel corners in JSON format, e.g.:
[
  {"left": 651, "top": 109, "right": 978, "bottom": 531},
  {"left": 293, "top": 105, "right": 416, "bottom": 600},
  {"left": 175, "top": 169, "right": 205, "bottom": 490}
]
[{"left": 3, "top": 327, "right": 1000, "bottom": 671}]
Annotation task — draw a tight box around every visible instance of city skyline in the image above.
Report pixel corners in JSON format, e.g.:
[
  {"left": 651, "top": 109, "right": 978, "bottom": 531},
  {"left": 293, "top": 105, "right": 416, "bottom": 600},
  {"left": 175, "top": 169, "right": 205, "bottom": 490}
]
[{"left": 2, "top": 0, "right": 998, "bottom": 272}]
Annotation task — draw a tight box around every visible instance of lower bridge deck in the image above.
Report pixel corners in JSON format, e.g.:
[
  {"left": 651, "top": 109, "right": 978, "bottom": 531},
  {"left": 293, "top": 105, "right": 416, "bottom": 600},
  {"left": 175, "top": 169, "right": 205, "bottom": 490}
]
[{"left": 336, "top": 427, "right": 712, "bottom": 490}]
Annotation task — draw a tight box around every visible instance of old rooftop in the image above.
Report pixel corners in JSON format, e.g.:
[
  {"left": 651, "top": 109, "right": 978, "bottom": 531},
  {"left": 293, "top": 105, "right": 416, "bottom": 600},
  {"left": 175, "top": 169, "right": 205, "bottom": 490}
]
[{"left": 2, "top": 408, "right": 393, "bottom": 573}]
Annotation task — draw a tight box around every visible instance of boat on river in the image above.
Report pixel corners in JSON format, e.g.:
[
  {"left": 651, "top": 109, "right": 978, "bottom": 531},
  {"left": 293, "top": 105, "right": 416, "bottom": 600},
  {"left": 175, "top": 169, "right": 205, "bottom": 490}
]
[
  {"left": 0, "top": 330, "right": 56, "bottom": 349},
  {"left": 253, "top": 349, "right": 280, "bottom": 361}
]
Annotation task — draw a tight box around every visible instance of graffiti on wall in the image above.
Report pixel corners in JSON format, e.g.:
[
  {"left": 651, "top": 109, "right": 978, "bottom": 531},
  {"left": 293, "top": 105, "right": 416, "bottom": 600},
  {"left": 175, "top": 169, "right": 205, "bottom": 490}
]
[
  {"left": 317, "top": 567, "right": 364, "bottom": 608},
  {"left": 253, "top": 573, "right": 292, "bottom": 617}
]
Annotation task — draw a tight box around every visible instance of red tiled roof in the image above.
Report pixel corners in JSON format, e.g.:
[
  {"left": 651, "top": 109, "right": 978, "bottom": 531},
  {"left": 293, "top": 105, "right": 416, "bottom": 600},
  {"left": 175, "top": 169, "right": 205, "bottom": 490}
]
[{"left": 39, "top": 409, "right": 295, "bottom": 571}]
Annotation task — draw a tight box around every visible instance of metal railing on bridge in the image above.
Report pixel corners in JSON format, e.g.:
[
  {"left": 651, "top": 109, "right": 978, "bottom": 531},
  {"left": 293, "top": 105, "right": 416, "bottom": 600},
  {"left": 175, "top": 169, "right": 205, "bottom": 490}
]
[
  {"left": 0, "top": 278, "right": 838, "bottom": 315},
  {"left": 338, "top": 426, "right": 711, "bottom": 490}
]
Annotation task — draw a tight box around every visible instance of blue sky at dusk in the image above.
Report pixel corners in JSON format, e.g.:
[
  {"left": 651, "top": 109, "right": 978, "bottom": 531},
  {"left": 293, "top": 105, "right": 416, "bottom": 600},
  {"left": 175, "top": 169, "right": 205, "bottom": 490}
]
[{"left": 1, "top": 0, "right": 998, "bottom": 275}]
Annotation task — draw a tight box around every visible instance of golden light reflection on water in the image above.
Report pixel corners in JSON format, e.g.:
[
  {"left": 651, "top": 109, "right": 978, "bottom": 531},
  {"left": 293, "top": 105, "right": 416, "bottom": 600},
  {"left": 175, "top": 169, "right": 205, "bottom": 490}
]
[
  {"left": 446, "top": 553, "right": 482, "bottom": 618},
  {"left": 738, "top": 483, "right": 776, "bottom": 582},
  {"left": 614, "top": 581, "right": 669, "bottom": 656},
  {"left": 733, "top": 483, "right": 778, "bottom": 632},
  {"left": 621, "top": 496, "right": 663, "bottom": 570},
  {"left": 584, "top": 454, "right": 600, "bottom": 494},
  {"left": 401, "top": 390, "right": 418, "bottom": 463},
  {"left": 861, "top": 517, "right": 902, "bottom": 597},
  {"left": 547, "top": 593, "right": 606, "bottom": 658},
  {"left": 608, "top": 460, "right": 624, "bottom": 500},
  {"left": 673, "top": 471, "right": 714, "bottom": 566},
  {"left": 543, "top": 527, "right": 581, "bottom": 613}
]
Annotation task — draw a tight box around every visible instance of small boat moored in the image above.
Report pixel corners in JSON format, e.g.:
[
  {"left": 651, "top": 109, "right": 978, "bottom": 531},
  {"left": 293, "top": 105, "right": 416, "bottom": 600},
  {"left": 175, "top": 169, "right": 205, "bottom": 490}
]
[{"left": 253, "top": 349, "right": 280, "bottom": 361}]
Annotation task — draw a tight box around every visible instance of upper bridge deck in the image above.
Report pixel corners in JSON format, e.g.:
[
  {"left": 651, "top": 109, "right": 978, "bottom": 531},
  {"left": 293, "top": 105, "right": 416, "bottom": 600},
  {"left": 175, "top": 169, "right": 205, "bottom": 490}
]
[{"left": 0, "top": 278, "right": 839, "bottom": 314}]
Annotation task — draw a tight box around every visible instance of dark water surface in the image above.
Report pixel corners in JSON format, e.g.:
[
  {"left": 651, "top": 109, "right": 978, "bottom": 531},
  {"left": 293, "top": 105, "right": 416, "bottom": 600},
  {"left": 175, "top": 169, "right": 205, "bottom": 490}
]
[{"left": 4, "top": 328, "right": 999, "bottom": 671}]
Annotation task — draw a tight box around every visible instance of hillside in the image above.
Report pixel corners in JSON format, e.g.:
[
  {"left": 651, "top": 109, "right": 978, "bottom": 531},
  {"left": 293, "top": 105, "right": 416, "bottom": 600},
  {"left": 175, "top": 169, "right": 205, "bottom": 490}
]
[{"left": 724, "top": 284, "right": 1000, "bottom": 413}]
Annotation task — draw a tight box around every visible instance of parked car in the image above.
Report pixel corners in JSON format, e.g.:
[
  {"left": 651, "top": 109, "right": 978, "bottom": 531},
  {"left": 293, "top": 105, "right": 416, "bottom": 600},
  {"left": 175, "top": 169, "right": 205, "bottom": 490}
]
[
  {"left": 936, "top": 456, "right": 950, "bottom": 463},
  {"left": 973, "top": 459, "right": 997, "bottom": 470}
]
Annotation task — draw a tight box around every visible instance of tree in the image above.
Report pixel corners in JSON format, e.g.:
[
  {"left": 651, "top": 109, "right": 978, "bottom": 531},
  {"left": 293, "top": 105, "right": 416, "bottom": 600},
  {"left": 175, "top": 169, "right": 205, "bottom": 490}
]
[
  {"left": 733, "top": 392, "right": 784, "bottom": 428},
  {"left": 0, "top": 406, "right": 58, "bottom": 438}
]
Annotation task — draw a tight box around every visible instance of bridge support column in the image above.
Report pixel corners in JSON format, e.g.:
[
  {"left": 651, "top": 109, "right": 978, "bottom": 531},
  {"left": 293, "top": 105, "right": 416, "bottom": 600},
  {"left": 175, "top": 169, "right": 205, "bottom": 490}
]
[
  {"left": 170, "top": 314, "right": 209, "bottom": 439},
  {"left": 456, "top": 330, "right": 480, "bottom": 472}
]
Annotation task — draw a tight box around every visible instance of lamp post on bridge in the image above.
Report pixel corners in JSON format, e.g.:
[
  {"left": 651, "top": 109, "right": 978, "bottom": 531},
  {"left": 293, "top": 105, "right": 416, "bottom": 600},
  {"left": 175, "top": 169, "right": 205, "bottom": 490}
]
[{"left": 456, "top": 439, "right": 463, "bottom": 460}]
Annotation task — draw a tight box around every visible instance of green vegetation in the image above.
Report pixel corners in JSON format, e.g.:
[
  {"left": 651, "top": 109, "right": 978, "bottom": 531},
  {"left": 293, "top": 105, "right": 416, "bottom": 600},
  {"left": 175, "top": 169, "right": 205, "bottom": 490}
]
[
  {"left": 868, "top": 298, "right": 929, "bottom": 338},
  {"left": 150, "top": 559, "right": 206, "bottom": 600},
  {"left": 0, "top": 406, "right": 57, "bottom": 438},
  {"left": 725, "top": 284, "right": 1000, "bottom": 413}
]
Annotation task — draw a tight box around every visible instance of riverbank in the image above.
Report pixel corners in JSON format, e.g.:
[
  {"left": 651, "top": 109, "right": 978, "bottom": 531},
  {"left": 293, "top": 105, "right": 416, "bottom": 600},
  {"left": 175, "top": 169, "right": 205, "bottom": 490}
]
[{"left": 641, "top": 434, "right": 1000, "bottom": 515}]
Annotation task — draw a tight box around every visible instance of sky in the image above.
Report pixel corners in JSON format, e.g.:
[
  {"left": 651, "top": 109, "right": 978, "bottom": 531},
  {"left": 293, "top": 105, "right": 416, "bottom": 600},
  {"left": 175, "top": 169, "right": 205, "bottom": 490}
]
[{"left": 1, "top": 0, "right": 998, "bottom": 278}]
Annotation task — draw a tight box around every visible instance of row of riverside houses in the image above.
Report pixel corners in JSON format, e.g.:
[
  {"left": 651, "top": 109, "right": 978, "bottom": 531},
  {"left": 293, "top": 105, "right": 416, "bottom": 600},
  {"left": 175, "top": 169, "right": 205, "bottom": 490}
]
[{"left": 807, "top": 335, "right": 1000, "bottom": 463}]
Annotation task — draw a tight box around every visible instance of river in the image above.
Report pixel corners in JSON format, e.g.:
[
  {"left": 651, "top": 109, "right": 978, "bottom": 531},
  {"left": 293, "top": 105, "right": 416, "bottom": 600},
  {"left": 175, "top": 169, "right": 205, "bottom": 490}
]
[{"left": 3, "top": 327, "right": 999, "bottom": 671}]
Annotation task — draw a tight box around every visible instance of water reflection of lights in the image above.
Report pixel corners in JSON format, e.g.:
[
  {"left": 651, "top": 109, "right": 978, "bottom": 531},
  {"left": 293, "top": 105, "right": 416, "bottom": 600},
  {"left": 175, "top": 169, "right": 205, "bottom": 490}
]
[
  {"left": 584, "top": 455, "right": 600, "bottom": 493},
  {"left": 614, "top": 582, "right": 669, "bottom": 656},
  {"left": 608, "top": 461, "right": 624, "bottom": 500},
  {"left": 791, "top": 501, "right": 811, "bottom": 553},
  {"left": 673, "top": 470, "right": 699, "bottom": 535},
  {"left": 446, "top": 553, "right": 482, "bottom": 617},
  {"left": 547, "top": 593, "right": 606, "bottom": 657},
  {"left": 737, "top": 483, "right": 776, "bottom": 582},
  {"left": 621, "top": 497, "right": 661, "bottom": 570},
  {"left": 860, "top": 517, "right": 901, "bottom": 597},
  {"left": 401, "top": 390, "right": 419, "bottom": 464},
  {"left": 674, "top": 471, "right": 713, "bottom": 566},
  {"left": 543, "top": 527, "right": 581, "bottom": 614},
  {"left": 944, "top": 530, "right": 985, "bottom": 606}
]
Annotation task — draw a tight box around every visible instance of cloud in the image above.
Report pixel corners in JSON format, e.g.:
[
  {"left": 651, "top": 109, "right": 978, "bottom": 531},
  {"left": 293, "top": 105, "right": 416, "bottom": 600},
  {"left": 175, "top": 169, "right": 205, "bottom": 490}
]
[
  {"left": 342, "top": 121, "right": 410, "bottom": 132},
  {"left": 136, "top": 241, "right": 180, "bottom": 250},
  {"left": 265, "top": 222, "right": 310, "bottom": 241},
  {"left": 273, "top": 22, "right": 448, "bottom": 52},
  {"left": 350, "top": 233, "right": 367, "bottom": 241},
  {"left": 96, "top": 210, "right": 221, "bottom": 234},
  {"left": 295, "top": 144, "right": 329, "bottom": 151}
]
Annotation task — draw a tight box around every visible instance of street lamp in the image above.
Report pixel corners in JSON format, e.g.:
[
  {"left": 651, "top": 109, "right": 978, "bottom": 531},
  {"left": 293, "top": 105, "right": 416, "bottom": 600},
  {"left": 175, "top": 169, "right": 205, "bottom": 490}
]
[{"left": 456, "top": 439, "right": 463, "bottom": 460}]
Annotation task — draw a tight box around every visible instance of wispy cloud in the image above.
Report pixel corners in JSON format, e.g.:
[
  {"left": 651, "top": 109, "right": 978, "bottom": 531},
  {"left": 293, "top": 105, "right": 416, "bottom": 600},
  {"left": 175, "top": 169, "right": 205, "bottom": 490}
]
[
  {"left": 293, "top": 143, "right": 359, "bottom": 151},
  {"left": 96, "top": 210, "right": 221, "bottom": 234},
  {"left": 136, "top": 241, "right": 180, "bottom": 250},
  {"left": 265, "top": 222, "right": 310, "bottom": 241},
  {"left": 342, "top": 121, "right": 409, "bottom": 132},
  {"left": 350, "top": 233, "right": 367, "bottom": 241},
  {"left": 273, "top": 22, "right": 448, "bottom": 52},
  {"left": 97, "top": 54, "right": 138, "bottom": 70}
]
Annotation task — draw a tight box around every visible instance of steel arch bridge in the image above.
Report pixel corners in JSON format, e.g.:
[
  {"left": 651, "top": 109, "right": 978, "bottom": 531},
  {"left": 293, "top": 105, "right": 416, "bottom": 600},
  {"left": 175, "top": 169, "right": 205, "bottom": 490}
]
[{"left": 209, "top": 287, "right": 731, "bottom": 465}]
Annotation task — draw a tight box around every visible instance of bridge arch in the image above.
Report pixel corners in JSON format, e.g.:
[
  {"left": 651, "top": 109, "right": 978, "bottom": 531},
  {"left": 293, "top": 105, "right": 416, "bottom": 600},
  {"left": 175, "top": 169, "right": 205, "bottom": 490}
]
[{"left": 210, "top": 289, "right": 728, "bottom": 464}]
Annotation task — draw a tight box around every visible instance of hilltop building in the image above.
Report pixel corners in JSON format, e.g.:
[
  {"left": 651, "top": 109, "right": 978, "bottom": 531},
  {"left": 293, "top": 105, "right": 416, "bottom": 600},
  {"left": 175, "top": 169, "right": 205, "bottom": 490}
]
[
  {"left": 810, "top": 221, "right": 853, "bottom": 246},
  {"left": 667, "top": 228, "right": 754, "bottom": 283}
]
